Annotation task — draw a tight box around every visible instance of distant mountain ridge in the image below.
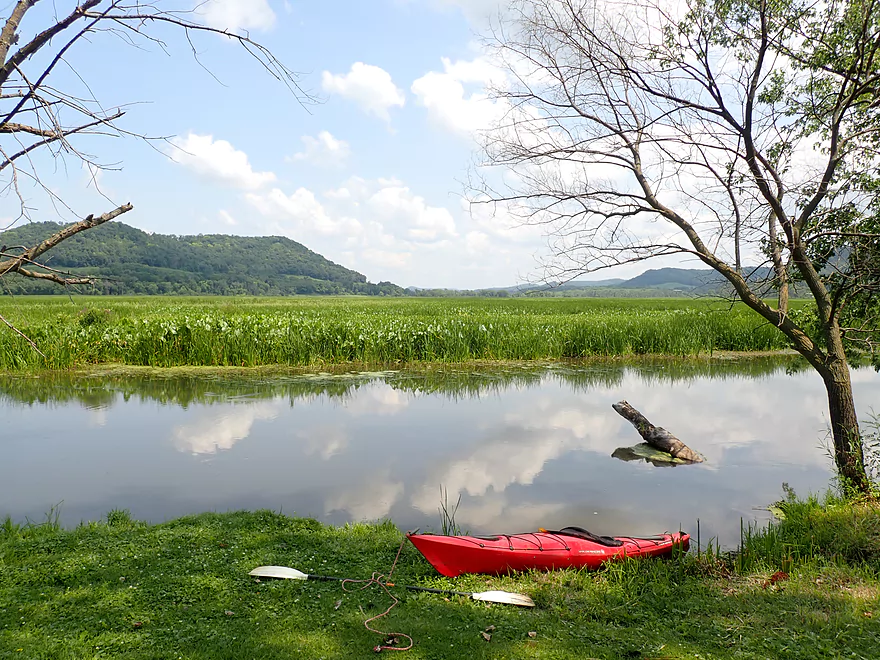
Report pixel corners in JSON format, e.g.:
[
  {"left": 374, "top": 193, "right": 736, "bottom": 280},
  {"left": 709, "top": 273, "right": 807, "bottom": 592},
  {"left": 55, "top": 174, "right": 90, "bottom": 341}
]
[
  {"left": 0, "top": 221, "right": 404, "bottom": 296},
  {"left": 407, "top": 267, "right": 782, "bottom": 298}
]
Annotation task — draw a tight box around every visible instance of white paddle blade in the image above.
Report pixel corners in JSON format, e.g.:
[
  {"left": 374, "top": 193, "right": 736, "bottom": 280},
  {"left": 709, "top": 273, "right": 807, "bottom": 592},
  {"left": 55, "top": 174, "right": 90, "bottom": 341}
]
[
  {"left": 249, "top": 566, "right": 309, "bottom": 580},
  {"left": 471, "top": 590, "right": 535, "bottom": 608}
]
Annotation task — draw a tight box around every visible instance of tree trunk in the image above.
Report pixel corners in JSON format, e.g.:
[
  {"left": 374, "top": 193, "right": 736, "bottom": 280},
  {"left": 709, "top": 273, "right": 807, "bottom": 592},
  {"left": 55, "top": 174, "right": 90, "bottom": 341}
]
[{"left": 822, "top": 359, "right": 870, "bottom": 494}]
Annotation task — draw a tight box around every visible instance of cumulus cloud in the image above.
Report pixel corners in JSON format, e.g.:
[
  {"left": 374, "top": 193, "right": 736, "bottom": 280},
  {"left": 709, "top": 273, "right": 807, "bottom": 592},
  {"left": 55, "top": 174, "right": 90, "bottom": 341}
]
[
  {"left": 322, "top": 63, "right": 406, "bottom": 120},
  {"left": 411, "top": 406, "right": 621, "bottom": 513},
  {"left": 242, "top": 174, "right": 546, "bottom": 288},
  {"left": 247, "top": 177, "right": 457, "bottom": 246},
  {"left": 367, "top": 184, "right": 457, "bottom": 241},
  {"left": 172, "top": 403, "right": 281, "bottom": 455},
  {"left": 300, "top": 424, "right": 350, "bottom": 460},
  {"left": 197, "top": 0, "right": 276, "bottom": 32},
  {"left": 290, "top": 131, "right": 351, "bottom": 167},
  {"left": 245, "top": 187, "right": 363, "bottom": 236},
  {"left": 411, "top": 56, "right": 507, "bottom": 135},
  {"left": 196, "top": 0, "right": 275, "bottom": 31},
  {"left": 325, "top": 471, "right": 404, "bottom": 521},
  {"left": 170, "top": 133, "right": 276, "bottom": 190},
  {"left": 451, "top": 495, "right": 567, "bottom": 531}
]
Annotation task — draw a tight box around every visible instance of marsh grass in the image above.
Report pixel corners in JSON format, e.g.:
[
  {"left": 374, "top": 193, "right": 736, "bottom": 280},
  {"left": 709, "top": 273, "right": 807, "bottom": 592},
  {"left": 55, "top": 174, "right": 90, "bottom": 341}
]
[
  {"left": 0, "top": 296, "right": 797, "bottom": 370},
  {"left": 2, "top": 495, "right": 878, "bottom": 659},
  {"left": 438, "top": 486, "right": 462, "bottom": 537}
]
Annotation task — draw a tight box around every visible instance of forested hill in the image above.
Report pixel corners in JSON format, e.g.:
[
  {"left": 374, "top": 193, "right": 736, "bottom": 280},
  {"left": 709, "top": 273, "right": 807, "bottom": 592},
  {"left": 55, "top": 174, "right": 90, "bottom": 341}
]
[{"left": 0, "top": 222, "right": 404, "bottom": 296}]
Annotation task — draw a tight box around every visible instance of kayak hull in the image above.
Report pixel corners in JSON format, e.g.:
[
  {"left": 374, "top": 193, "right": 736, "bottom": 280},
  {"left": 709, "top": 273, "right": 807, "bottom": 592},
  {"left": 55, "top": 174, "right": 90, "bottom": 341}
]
[{"left": 407, "top": 530, "right": 690, "bottom": 577}]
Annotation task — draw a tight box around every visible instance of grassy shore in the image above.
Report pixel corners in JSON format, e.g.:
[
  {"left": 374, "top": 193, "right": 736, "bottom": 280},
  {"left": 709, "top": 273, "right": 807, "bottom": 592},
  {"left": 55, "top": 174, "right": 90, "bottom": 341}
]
[
  {"left": 0, "top": 296, "right": 799, "bottom": 370},
  {"left": 2, "top": 495, "right": 878, "bottom": 659}
]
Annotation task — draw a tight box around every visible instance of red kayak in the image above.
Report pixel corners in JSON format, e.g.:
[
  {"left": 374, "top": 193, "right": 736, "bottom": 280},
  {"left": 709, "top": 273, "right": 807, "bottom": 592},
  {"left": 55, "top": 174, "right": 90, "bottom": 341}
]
[{"left": 407, "top": 526, "right": 689, "bottom": 577}]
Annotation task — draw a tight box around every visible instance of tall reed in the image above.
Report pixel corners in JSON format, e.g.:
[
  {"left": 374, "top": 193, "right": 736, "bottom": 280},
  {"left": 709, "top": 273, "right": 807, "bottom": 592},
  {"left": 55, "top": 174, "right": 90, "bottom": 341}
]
[{"left": 0, "top": 297, "right": 796, "bottom": 370}]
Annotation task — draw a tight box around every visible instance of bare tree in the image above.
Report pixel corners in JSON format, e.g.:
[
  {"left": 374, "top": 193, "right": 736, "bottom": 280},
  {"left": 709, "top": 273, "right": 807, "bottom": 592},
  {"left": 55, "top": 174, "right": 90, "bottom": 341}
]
[
  {"left": 476, "top": 0, "right": 880, "bottom": 492},
  {"left": 0, "top": 0, "right": 308, "bottom": 291}
]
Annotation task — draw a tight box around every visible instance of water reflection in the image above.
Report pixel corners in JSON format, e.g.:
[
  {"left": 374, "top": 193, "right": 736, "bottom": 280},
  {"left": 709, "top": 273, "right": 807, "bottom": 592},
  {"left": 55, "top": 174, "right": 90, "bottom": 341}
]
[
  {"left": 2, "top": 356, "right": 878, "bottom": 549},
  {"left": 172, "top": 403, "right": 282, "bottom": 455}
]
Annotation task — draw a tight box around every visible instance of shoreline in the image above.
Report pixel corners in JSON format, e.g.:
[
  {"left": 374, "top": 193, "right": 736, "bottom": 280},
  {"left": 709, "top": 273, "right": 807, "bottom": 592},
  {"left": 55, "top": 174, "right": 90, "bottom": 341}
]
[
  {"left": 2, "top": 500, "right": 878, "bottom": 659},
  {"left": 0, "top": 350, "right": 804, "bottom": 378}
]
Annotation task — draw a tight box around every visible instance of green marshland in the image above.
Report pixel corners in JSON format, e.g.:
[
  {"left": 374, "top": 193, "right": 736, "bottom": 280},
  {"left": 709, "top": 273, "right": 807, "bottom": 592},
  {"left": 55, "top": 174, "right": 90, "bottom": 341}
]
[{"left": 0, "top": 296, "right": 797, "bottom": 370}]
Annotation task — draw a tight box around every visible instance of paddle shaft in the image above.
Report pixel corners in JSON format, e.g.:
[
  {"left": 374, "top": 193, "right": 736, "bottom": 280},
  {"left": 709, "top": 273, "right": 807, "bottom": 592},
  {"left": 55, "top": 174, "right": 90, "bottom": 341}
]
[
  {"left": 397, "top": 584, "right": 470, "bottom": 598},
  {"left": 250, "top": 566, "right": 533, "bottom": 606},
  {"left": 296, "top": 573, "right": 471, "bottom": 598},
  {"left": 305, "top": 573, "right": 344, "bottom": 583}
]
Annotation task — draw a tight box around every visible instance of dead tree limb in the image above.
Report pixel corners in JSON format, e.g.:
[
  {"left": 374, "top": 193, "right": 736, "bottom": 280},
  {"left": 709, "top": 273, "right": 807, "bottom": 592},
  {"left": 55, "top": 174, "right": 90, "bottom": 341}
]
[
  {"left": 0, "top": 203, "right": 132, "bottom": 285},
  {"left": 612, "top": 400, "right": 704, "bottom": 463}
]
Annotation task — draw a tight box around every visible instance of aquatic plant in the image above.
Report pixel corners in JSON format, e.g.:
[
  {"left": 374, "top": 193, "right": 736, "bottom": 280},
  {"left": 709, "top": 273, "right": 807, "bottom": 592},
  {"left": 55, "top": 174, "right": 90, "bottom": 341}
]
[{"left": 0, "top": 297, "right": 796, "bottom": 370}]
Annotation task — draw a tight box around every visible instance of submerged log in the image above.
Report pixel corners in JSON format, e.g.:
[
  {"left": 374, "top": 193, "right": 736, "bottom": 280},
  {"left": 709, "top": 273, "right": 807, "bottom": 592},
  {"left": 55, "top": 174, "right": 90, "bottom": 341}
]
[{"left": 612, "top": 401, "right": 704, "bottom": 463}]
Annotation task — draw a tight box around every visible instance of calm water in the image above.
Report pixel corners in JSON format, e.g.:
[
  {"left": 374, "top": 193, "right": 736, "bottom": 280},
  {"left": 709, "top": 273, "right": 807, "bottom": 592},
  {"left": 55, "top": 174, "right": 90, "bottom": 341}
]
[{"left": 3, "top": 358, "right": 879, "bottom": 548}]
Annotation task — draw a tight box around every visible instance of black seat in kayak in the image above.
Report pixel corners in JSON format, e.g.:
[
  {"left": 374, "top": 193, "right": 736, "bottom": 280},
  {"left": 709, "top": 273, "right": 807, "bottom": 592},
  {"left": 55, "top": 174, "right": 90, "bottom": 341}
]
[{"left": 547, "top": 526, "right": 624, "bottom": 547}]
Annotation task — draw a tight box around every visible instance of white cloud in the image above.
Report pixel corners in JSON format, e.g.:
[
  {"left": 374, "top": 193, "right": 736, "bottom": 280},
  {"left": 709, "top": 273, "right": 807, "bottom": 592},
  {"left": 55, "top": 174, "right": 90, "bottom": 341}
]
[
  {"left": 197, "top": 0, "right": 276, "bottom": 32},
  {"left": 464, "top": 231, "right": 492, "bottom": 256},
  {"left": 361, "top": 248, "right": 412, "bottom": 269},
  {"left": 411, "top": 56, "right": 507, "bottom": 135},
  {"left": 291, "top": 131, "right": 351, "bottom": 167},
  {"left": 170, "top": 133, "right": 276, "bottom": 190},
  {"left": 172, "top": 403, "right": 280, "bottom": 455},
  {"left": 246, "top": 187, "right": 363, "bottom": 236},
  {"left": 247, "top": 177, "right": 457, "bottom": 247},
  {"left": 368, "top": 185, "right": 457, "bottom": 241},
  {"left": 452, "top": 495, "right": 567, "bottom": 531},
  {"left": 466, "top": 195, "right": 545, "bottom": 243},
  {"left": 411, "top": 406, "right": 622, "bottom": 513},
  {"left": 240, "top": 175, "right": 549, "bottom": 288},
  {"left": 326, "top": 471, "right": 404, "bottom": 521},
  {"left": 322, "top": 63, "right": 406, "bottom": 120},
  {"left": 300, "top": 424, "right": 350, "bottom": 460}
]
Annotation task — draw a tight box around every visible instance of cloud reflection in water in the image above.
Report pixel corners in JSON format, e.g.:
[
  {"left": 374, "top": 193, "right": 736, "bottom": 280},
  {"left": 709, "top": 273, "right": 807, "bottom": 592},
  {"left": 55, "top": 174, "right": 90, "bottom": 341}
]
[{"left": 171, "top": 402, "right": 282, "bottom": 455}]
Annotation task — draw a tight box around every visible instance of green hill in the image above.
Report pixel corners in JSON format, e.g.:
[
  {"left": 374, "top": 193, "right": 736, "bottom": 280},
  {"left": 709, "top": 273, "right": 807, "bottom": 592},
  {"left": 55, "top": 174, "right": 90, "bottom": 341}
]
[
  {"left": 620, "top": 268, "right": 720, "bottom": 290},
  {"left": 0, "top": 222, "right": 404, "bottom": 296}
]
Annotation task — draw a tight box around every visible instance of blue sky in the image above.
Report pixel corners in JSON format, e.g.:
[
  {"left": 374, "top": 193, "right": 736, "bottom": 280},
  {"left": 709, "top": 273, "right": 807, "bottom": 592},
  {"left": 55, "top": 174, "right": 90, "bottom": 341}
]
[{"left": 4, "top": 0, "right": 692, "bottom": 288}]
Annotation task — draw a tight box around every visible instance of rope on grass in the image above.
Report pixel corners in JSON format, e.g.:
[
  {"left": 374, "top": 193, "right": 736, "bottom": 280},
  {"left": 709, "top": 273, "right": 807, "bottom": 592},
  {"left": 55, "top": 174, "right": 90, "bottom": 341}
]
[{"left": 341, "top": 537, "right": 413, "bottom": 653}]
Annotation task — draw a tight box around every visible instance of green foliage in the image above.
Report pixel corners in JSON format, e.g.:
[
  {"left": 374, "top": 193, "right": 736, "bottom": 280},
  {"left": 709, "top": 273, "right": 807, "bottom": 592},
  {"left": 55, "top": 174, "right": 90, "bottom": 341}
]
[
  {"left": 1, "top": 504, "right": 879, "bottom": 659},
  {"left": 77, "top": 307, "right": 113, "bottom": 328},
  {"left": 0, "top": 221, "right": 405, "bottom": 297},
  {"left": 736, "top": 487, "right": 880, "bottom": 571},
  {"left": 0, "top": 297, "right": 797, "bottom": 370}
]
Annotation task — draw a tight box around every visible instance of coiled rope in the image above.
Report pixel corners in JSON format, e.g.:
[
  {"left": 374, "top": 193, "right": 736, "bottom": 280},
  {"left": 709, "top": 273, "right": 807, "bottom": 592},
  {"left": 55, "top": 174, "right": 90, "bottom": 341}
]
[{"left": 341, "top": 538, "right": 413, "bottom": 653}]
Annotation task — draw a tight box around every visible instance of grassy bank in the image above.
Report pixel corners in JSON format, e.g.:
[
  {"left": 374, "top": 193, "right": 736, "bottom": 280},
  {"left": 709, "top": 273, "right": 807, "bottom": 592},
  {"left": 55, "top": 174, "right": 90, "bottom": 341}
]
[
  {"left": 2, "top": 496, "right": 878, "bottom": 659},
  {"left": 0, "top": 297, "right": 797, "bottom": 370}
]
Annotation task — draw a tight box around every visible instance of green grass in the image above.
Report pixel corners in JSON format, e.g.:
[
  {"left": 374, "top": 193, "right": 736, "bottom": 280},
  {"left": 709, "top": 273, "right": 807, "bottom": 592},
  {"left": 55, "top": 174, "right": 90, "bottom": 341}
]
[
  {"left": 0, "top": 296, "right": 799, "bottom": 370},
  {"left": 1, "top": 496, "right": 878, "bottom": 659}
]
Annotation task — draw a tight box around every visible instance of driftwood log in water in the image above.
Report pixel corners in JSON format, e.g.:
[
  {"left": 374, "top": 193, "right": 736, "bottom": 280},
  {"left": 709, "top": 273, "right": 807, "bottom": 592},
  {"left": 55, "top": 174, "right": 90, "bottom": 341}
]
[{"left": 612, "top": 401, "right": 704, "bottom": 463}]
